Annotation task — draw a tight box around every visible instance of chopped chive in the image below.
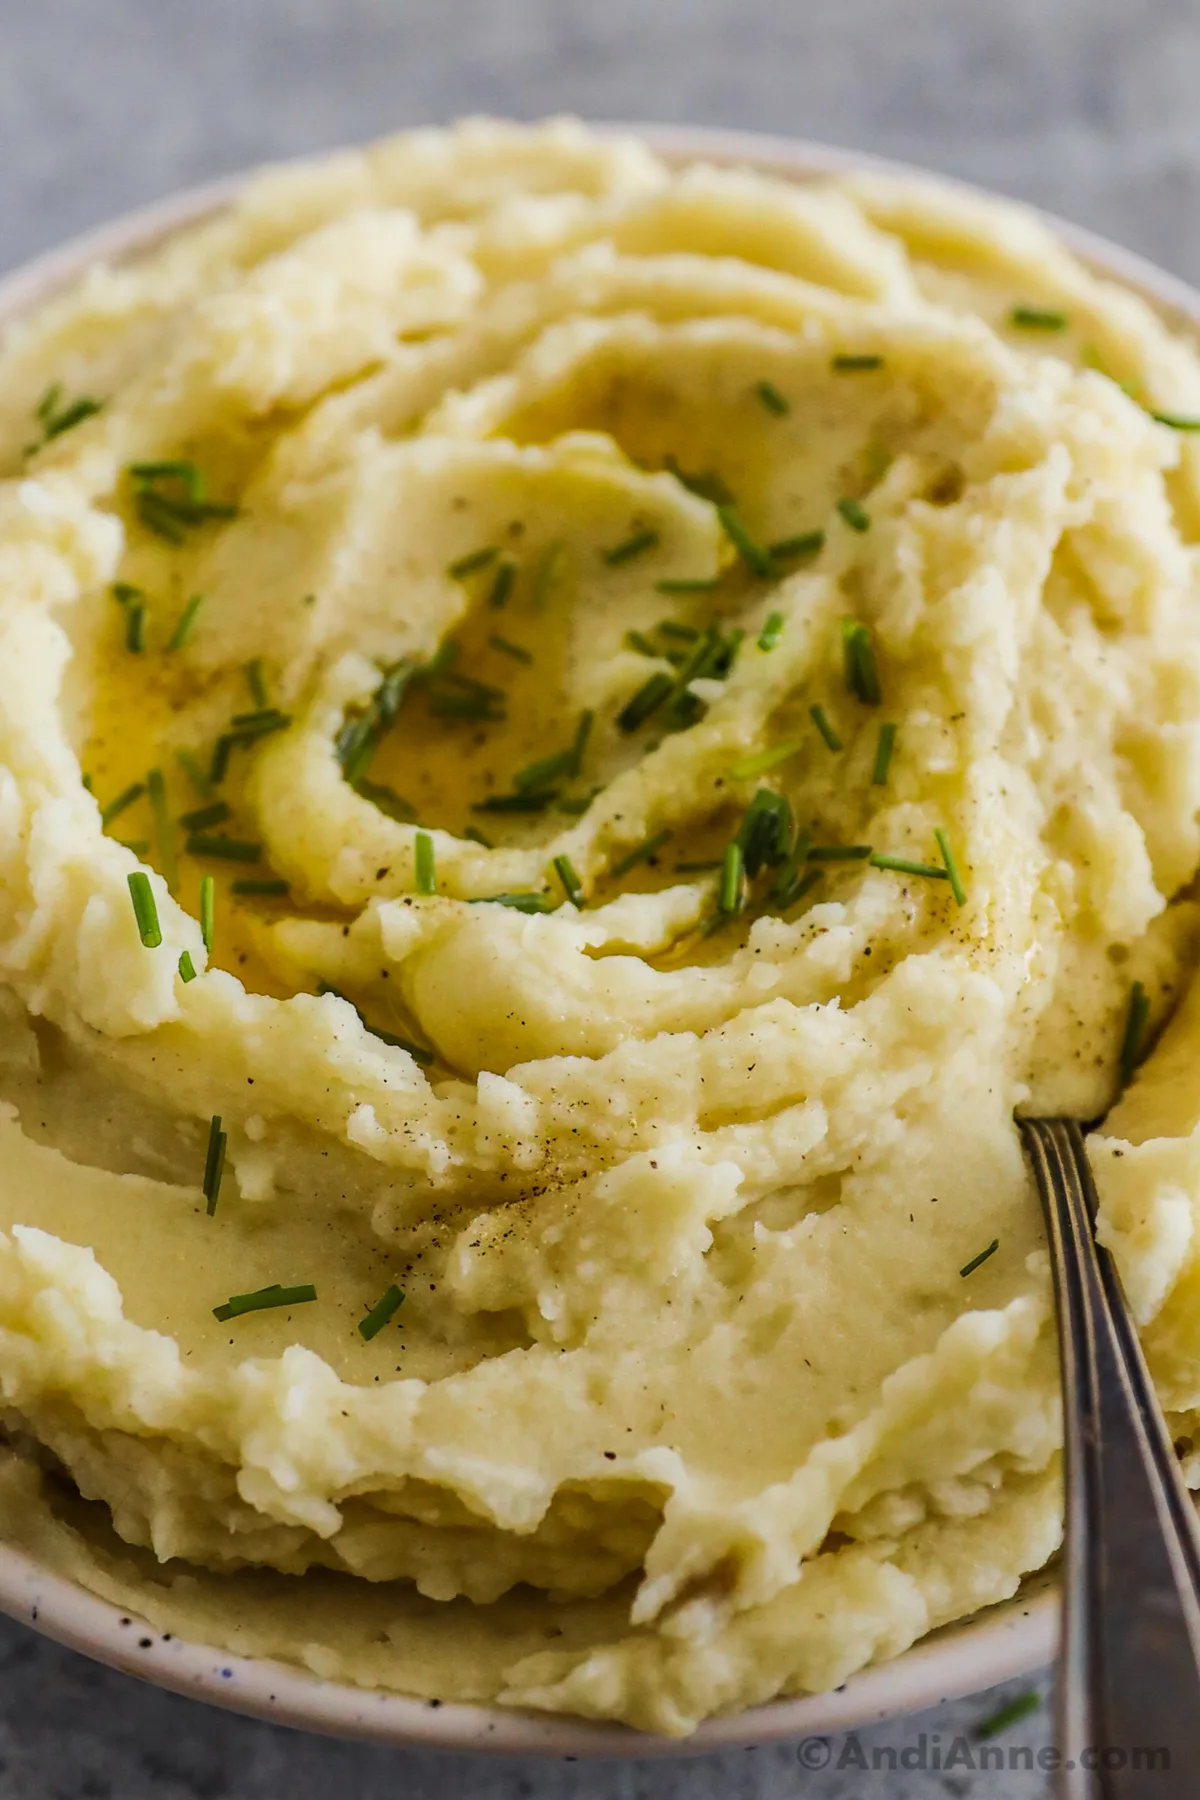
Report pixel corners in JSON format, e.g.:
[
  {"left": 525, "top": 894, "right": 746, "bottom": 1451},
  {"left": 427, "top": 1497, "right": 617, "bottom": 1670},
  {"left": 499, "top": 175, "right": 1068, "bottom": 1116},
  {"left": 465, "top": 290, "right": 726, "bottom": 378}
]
[
  {"left": 960, "top": 1239, "right": 999, "bottom": 1278},
  {"left": 488, "top": 634, "right": 532, "bottom": 663},
  {"left": 1119, "top": 979, "right": 1151, "bottom": 1085},
  {"left": 30, "top": 387, "right": 103, "bottom": 445},
  {"left": 468, "top": 891, "right": 556, "bottom": 913},
  {"left": 675, "top": 859, "right": 722, "bottom": 873},
  {"left": 841, "top": 618, "right": 882, "bottom": 704},
  {"left": 658, "top": 620, "right": 700, "bottom": 641},
  {"left": 765, "top": 833, "right": 815, "bottom": 909},
  {"left": 718, "top": 842, "right": 745, "bottom": 915},
  {"left": 1009, "top": 305, "right": 1068, "bottom": 331},
  {"left": 427, "top": 693, "right": 506, "bottom": 723},
  {"left": 125, "top": 601, "right": 147, "bottom": 653},
  {"left": 471, "top": 791, "right": 557, "bottom": 814},
  {"left": 655, "top": 577, "right": 721, "bottom": 595},
  {"left": 178, "top": 950, "right": 197, "bottom": 982},
  {"left": 775, "top": 867, "right": 823, "bottom": 911},
  {"left": 487, "top": 557, "right": 517, "bottom": 608},
  {"left": 203, "top": 1114, "right": 226, "bottom": 1216},
  {"left": 604, "top": 527, "right": 659, "bottom": 566},
  {"left": 552, "top": 854, "right": 585, "bottom": 908},
  {"left": 716, "top": 504, "right": 775, "bottom": 578},
  {"left": 186, "top": 834, "right": 261, "bottom": 863},
  {"left": 617, "top": 669, "right": 675, "bottom": 733},
  {"left": 975, "top": 1690, "right": 1041, "bottom": 1740},
  {"left": 757, "top": 611, "right": 785, "bottom": 652},
  {"left": 127, "top": 871, "right": 161, "bottom": 947},
  {"left": 414, "top": 830, "right": 436, "bottom": 896},
  {"left": 872, "top": 722, "right": 897, "bottom": 785},
  {"left": 934, "top": 827, "right": 967, "bottom": 905},
  {"left": 832, "top": 352, "right": 884, "bottom": 372},
  {"left": 868, "top": 853, "right": 948, "bottom": 880},
  {"left": 809, "top": 704, "right": 843, "bottom": 752},
  {"left": 737, "top": 789, "right": 793, "bottom": 877},
  {"left": 100, "top": 781, "right": 145, "bottom": 827},
  {"left": 146, "top": 767, "right": 177, "bottom": 893},
  {"left": 611, "top": 828, "right": 673, "bottom": 878},
  {"left": 755, "top": 379, "right": 790, "bottom": 415},
  {"left": 213, "top": 1283, "right": 317, "bottom": 1322},
  {"left": 570, "top": 708, "right": 593, "bottom": 775},
  {"left": 176, "top": 748, "right": 214, "bottom": 798},
  {"left": 463, "top": 825, "right": 493, "bottom": 848},
  {"left": 243, "top": 659, "right": 268, "bottom": 708},
  {"left": 728, "top": 742, "right": 802, "bottom": 779},
  {"left": 352, "top": 778, "right": 418, "bottom": 823},
  {"left": 625, "top": 629, "right": 663, "bottom": 658},
  {"left": 358, "top": 1284, "right": 406, "bottom": 1341},
  {"left": 512, "top": 714, "right": 592, "bottom": 797},
  {"left": 179, "top": 800, "right": 230, "bottom": 833},
  {"left": 110, "top": 582, "right": 141, "bottom": 606},
  {"left": 448, "top": 545, "right": 499, "bottom": 579},
  {"left": 166, "top": 593, "right": 205, "bottom": 652},
  {"left": 769, "top": 529, "right": 825, "bottom": 561},
  {"left": 836, "top": 497, "right": 871, "bottom": 534},
  {"left": 808, "top": 844, "right": 872, "bottom": 861},
  {"left": 557, "top": 790, "right": 599, "bottom": 817},
  {"left": 229, "top": 707, "right": 290, "bottom": 731},
  {"left": 532, "top": 539, "right": 566, "bottom": 608},
  {"left": 199, "top": 875, "right": 214, "bottom": 952},
  {"left": 1148, "top": 410, "right": 1200, "bottom": 431},
  {"left": 231, "top": 878, "right": 289, "bottom": 897}
]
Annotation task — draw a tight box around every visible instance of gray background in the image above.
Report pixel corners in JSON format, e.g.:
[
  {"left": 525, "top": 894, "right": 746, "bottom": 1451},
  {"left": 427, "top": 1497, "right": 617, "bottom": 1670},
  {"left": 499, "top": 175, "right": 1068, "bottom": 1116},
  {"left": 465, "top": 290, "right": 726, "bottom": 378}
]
[{"left": 1, "top": 0, "right": 1194, "bottom": 1793}]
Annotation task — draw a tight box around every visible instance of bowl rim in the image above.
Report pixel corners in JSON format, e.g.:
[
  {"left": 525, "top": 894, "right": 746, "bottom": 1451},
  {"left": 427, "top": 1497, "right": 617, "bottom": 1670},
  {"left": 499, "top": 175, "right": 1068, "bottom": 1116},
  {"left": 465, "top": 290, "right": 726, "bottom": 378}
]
[{"left": 5, "top": 118, "right": 1194, "bottom": 1758}]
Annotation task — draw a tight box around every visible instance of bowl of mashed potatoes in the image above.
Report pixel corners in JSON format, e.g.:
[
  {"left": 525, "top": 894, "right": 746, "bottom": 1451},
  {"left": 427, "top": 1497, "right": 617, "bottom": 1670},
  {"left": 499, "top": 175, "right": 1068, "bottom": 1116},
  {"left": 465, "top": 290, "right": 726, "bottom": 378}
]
[{"left": 3, "top": 116, "right": 1200, "bottom": 1752}]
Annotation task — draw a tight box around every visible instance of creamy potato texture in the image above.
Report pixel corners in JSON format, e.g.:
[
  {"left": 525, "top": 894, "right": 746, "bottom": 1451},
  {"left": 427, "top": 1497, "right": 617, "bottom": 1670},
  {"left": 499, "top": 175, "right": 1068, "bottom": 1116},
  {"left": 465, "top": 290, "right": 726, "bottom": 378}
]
[{"left": 3, "top": 118, "right": 1200, "bottom": 1733}]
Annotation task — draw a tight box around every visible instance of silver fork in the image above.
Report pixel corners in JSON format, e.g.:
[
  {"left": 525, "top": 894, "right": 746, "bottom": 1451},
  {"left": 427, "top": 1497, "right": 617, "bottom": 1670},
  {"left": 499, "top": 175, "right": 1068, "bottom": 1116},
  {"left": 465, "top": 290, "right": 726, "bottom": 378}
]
[{"left": 1020, "top": 1117, "right": 1200, "bottom": 1798}]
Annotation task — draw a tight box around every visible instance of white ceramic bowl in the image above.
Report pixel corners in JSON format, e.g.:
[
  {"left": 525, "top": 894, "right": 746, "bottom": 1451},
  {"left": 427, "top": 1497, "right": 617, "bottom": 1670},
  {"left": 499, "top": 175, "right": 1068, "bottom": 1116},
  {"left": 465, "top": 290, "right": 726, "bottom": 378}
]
[{"left": 6, "top": 122, "right": 1196, "bottom": 1757}]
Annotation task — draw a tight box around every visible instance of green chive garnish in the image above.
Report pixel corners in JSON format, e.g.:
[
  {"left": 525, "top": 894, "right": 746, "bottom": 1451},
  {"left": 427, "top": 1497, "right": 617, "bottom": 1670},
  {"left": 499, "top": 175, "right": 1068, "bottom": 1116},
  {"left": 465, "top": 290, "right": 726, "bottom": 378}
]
[
  {"left": 868, "top": 853, "right": 948, "bottom": 880},
  {"left": 755, "top": 379, "right": 790, "bottom": 415},
  {"left": 199, "top": 875, "right": 214, "bottom": 953},
  {"left": 716, "top": 504, "right": 775, "bottom": 578},
  {"left": 231, "top": 878, "right": 289, "bottom": 897},
  {"left": 1009, "top": 305, "right": 1068, "bottom": 331},
  {"left": 842, "top": 619, "right": 881, "bottom": 704},
  {"left": 29, "top": 385, "right": 104, "bottom": 446},
  {"left": 718, "top": 842, "right": 745, "bottom": 915},
  {"left": 213, "top": 1283, "right": 317, "bottom": 1322},
  {"left": 468, "top": 891, "right": 556, "bottom": 913},
  {"left": 179, "top": 800, "right": 229, "bottom": 833},
  {"left": 769, "top": 530, "right": 825, "bottom": 561},
  {"left": 126, "top": 871, "right": 161, "bottom": 946},
  {"left": 532, "top": 539, "right": 565, "bottom": 607},
  {"left": 728, "top": 742, "right": 802, "bottom": 779},
  {"left": 101, "top": 781, "right": 145, "bottom": 827},
  {"left": 128, "top": 460, "right": 237, "bottom": 542},
  {"left": 836, "top": 497, "right": 871, "bottom": 534},
  {"left": 414, "top": 830, "right": 436, "bottom": 896},
  {"left": 448, "top": 546, "right": 499, "bottom": 579},
  {"left": 178, "top": 950, "right": 197, "bottom": 982},
  {"left": 611, "top": 829, "right": 673, "bottom": 878},
  {"left": 604, "top": 528, "right": 659, "bottom": 566},
  {"left": 552, "top": 854, "right": 585, "bottom": 907},
  {"left": 1148, "top": 410, "right": 1200, "bottom": 431},
  {"left": 203, "top": 1114, "right": 226, "bottom": 1215},
  {"left": 658, "top": 620, "right": 700, "bottom": 640},
  {"left": 934, "top": 827, "right": 967, "bottom": 905},
  {"left": 675, "top": 860, "right": 722, "bottom": 873},
  {"left": 832, "top": 353, "right": 884, "bottom": 372},
  {"left": 809, "top": 704, "right": 843, "bottom": 752},
  {"left": 487, "top": 558, "right": 517, "bottom": 608},
  {"left": 176, "top": 748, "right": 214, "bottom": 798},
  {"left": 488, "top": 634, "right": 532, "bottom": 663},
  {"left": 167, "top": 593, "right": 205, "bottom": 652},
  {"left": 147, "top": 767, "right": 177, "bottom": 892},
  {"left": 655, "top": 577, "right": 721, "bottom": 595},
  {"left": 1119, "top": 979, "right": 1150, "bottom": 1085},
  {"left": 808, "top": 844, "right": 872, "bottom": 861},
  {"left": 186, "top": 834, "right": 261, "bottom": 863},
  {"left": 617, "top": 669, "right": 674, "bottom": 733},
  {"left": 960, "top": 1239, "right": 998, "bottom": 1278},
  {"left": 243, "top": 659, "right": 268, "bottom": 708},
  {"left": 125, "top": 601, "right": 147, "bottom": 653},
  {"left": 757, "top": 611, "right": 785, "bottom": 652},
  {"left": 975, "top": 1690, "right": 1041, "bottom": 1739},
  {"left": 353, "top": 778, "right": 417, "bottom": 824},
  {"left": 872, "top": 722, "right": 897, "bottom": 785},
  {"left": 625, "top": 628, "right": 662, "bottom": 658},
  {"left": 472, "top": 792, "right": 557, "bottom": 814},
  {"left": 358, "top": 1284, "right": 406, "bottom": 1341}
]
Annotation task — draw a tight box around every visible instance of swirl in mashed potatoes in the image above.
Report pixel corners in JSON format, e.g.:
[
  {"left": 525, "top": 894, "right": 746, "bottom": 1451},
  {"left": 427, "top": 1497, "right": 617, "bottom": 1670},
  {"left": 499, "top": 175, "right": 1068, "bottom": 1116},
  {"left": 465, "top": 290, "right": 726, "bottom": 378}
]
[{"left": 3, "top": 119, "right": 1200, "bottom": 1732}]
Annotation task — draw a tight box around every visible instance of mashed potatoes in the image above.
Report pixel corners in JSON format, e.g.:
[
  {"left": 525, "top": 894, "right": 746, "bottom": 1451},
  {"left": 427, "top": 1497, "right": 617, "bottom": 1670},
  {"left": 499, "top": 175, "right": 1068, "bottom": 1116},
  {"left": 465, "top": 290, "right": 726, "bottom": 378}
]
[{"left": 2, "top": 118, "right": 1200, "bottom": 1734}]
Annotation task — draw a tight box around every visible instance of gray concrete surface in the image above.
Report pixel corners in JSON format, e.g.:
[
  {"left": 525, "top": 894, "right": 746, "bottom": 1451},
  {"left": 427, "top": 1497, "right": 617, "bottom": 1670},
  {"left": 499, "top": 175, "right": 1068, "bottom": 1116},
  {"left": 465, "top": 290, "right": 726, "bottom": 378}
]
[{"left": 3, "top": 0, "right": 1198, "bottom": 1792}]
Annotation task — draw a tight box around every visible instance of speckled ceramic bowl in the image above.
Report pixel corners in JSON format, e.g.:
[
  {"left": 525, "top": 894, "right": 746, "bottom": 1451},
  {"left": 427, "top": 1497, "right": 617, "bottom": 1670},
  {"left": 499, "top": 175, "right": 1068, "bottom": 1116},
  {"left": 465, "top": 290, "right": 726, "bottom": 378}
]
[{"left": 8, "top": 121, "right": 1194, "bottom": 1755}]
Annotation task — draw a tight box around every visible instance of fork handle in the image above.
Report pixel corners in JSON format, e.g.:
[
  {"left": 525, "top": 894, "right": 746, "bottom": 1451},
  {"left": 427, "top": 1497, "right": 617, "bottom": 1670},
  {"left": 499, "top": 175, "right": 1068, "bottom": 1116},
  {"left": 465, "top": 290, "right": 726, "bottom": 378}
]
[{"left": 1021, "top": 1118, "right": 1200, "bottom": 1798}]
